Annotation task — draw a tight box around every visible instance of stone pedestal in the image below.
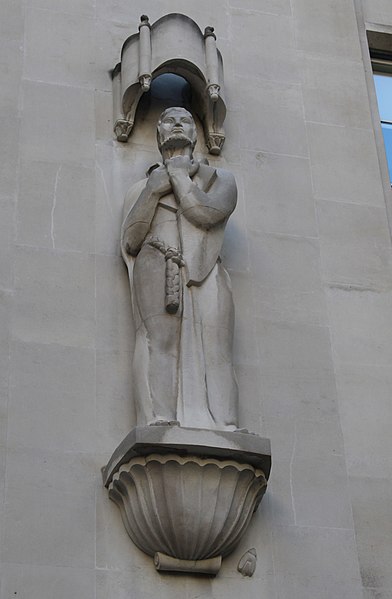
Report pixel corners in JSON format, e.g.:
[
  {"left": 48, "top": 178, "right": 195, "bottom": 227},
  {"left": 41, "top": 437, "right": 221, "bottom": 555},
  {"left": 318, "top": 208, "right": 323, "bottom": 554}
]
[{"left": 103, "top": 425, "right": 271, "bottom": 575}]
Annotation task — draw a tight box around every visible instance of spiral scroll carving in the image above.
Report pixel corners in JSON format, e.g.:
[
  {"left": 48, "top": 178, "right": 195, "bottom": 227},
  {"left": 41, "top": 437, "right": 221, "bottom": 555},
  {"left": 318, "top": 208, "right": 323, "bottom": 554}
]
[{"left": 108, "top": 453, "right": 267, "bottom": 562}]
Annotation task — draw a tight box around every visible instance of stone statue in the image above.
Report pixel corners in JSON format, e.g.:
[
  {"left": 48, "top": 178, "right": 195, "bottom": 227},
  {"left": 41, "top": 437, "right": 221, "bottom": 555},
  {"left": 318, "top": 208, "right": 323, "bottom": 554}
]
[{"left": 121, "top": 107, "right": 238, "bottom": 430}]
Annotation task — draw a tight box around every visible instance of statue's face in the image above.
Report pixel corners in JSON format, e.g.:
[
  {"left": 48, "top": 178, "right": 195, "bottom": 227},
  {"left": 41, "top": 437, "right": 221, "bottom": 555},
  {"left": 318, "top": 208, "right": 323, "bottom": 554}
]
[{"left": 157, "top": 108, "right": 197, "bottom": 151}]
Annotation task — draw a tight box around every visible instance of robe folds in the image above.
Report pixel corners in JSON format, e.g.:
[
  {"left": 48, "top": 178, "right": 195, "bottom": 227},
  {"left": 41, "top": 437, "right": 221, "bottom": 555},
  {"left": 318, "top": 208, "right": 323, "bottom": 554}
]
[{"left": 121, "top": 161, "right": 238, "bottom": 430}]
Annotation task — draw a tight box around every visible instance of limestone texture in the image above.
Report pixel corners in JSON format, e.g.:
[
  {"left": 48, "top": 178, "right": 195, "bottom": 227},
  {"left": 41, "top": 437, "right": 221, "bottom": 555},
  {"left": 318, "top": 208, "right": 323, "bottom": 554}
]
[{"left": 1, "top": 0, "right": 392, "bottom": 597}]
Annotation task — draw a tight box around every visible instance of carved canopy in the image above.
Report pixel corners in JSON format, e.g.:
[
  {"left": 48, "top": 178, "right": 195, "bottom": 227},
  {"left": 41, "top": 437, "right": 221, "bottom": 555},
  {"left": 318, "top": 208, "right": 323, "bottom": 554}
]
[{"left": 112, "top": 13, "right": 227, "bottom": 154}]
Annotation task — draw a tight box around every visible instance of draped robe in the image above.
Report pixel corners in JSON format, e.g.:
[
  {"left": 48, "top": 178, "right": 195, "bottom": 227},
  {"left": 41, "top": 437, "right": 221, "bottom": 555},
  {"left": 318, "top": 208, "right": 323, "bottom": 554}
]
[{"left": 121, "top": 161, "right": 238, "bottom": 430}]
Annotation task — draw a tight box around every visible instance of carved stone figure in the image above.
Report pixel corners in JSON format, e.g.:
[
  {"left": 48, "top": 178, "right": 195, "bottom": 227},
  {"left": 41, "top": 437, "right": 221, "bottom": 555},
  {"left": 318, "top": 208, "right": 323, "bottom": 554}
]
[
  {"left": 121, "top": 107, "right": 238, "bottom": 430},
  {"left": 237, "top": 548, "right": 257, "bottom": 577}
]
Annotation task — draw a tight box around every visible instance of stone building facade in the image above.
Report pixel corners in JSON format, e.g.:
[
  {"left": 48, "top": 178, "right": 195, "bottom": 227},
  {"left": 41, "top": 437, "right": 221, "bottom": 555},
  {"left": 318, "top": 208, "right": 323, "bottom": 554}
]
[{"left": 1, "top": 0, "right": 392, "bottom": 597}]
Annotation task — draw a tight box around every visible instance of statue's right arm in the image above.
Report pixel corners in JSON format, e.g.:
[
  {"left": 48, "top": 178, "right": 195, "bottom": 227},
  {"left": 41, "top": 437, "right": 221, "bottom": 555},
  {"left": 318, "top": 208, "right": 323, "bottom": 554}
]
[
  {"left": 121, "top": 181, "right": 159, "bottom": 257},
  {"left": 121, "top": 167, "right": 171, "bottom": 257}
]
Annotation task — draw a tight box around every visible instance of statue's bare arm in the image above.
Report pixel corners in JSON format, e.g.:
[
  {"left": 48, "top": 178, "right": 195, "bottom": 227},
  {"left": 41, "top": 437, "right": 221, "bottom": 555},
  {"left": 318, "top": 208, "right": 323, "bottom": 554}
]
[
  {"left": 121, "top": 166, "right": 171, "bottom": 256},
  {"left": 166, "top": 156, "right": 237, "bottom": 229}
]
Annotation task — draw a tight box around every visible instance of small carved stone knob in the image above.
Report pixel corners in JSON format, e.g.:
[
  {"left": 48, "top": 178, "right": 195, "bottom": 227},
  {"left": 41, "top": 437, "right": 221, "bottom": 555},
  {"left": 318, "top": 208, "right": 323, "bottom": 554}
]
[{"left": 237, "top": 548, "right": 257, "bottom": 577}]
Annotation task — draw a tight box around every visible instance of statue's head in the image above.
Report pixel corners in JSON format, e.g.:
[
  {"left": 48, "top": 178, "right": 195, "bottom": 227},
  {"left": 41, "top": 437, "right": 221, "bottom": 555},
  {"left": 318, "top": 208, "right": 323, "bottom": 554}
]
[{"left": 157, "top": 107, "right": 197, "bottom": 153}]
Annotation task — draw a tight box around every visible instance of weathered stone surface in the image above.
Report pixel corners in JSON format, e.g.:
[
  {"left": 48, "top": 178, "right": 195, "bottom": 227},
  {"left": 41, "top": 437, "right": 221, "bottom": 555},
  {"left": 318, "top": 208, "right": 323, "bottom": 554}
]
[
  {"left": 307, "top": 122, "right": 385, "bottom": 205},
  {"left": 154, "top": 553, "right": 222, "bottom": 574},
  {"left": 2, "top": 564, "right": 96, "bottom": 599},
  {"left": 327, "top": 288, "right": 392, "bottom": 367},
  {"left": 237, "top": 77, "right": 308, "bottom": 156},
  {"left": 237, "top": 548, "right": 257, "bottom": 577},
  {"left": 228, "top": 0, "right": 291, "bottom": 15},
  {"left": 336, "top": 363, "right": 392, "bottom": 479},
  {"left": 17, "top": 160, "right": 95, "bottom": 252},
  {"left": 363, "top": 0, "right": 392, "bottom": 26},
  {"left": 121, "top": 108, "right": 239, "bottom": 430},
  {"left": 103, "top": 425, "right": 272, "bottom": 486},
  {"left": 231, "top": 10, "right": 298, "bottom": 84},
  {"left": 301, "top": 55, "right": 372, "bottom": 128},
  {"left": 112, "top": 16, "right": 227, "bottom": 153},
  {"left": 318, "top": 200, "right": 392, "bottom": 289},
  {"left": 350, "top": 476, "right": 392, "bottom": 591},
  {"left": 2, "top": 474, "right": 95, "bottom": 568},
  {"left": 12, "top": 247, "right": 95, "bottom": 347},
  {"left": 20, "top": 81, "right": 95, "bottom": 166},
  {"left": 2, "top": 1, "right": 392, "bottom": 597},
  {"left": 242, "top": 150, "right": 317, "bottom": 238},
  {"left": 272, "top": 525, "right": 363, "bottom": 599},
  {"left": 7, "top": 341, "right": 96, "bottom": 452},
  {"left": 108, "top": 453, "right": 266, "bottom": 566},
  {"left": 24, "top": 8, "right": 95, "bottom": 88},
  {"left": 292, "top": 0, "right": 361, "bottom": 60},
  {"left": 103, "top": 424, "right": 271, "bottom": 572},
  {"left": 107, "top": 454, "right": 267, "bottom": 570}
]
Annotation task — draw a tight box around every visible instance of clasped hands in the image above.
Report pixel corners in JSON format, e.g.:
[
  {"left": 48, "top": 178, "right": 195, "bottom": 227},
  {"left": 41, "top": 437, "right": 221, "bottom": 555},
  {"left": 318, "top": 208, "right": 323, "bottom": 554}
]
[{"left": 147, "top": 156, "right": 199, "bottom": 196}]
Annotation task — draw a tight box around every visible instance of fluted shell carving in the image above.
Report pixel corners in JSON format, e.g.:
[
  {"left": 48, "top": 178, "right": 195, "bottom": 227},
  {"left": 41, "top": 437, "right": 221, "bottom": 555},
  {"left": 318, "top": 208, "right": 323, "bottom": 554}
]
[{"left": 108, "top": 454, "right": 267, "bottom": 561}]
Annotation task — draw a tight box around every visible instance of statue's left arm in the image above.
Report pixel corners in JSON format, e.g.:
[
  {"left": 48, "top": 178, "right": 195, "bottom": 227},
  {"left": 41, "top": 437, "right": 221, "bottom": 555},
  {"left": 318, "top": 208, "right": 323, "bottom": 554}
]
[{"left": 166, "top": 156, "right": 237, "bottom": 229}]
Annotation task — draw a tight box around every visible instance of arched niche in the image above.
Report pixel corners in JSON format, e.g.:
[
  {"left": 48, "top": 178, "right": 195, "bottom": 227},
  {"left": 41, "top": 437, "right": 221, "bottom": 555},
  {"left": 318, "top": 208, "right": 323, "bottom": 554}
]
[{"left": 112, "top": 13, "right": 227, "bottom": 155}]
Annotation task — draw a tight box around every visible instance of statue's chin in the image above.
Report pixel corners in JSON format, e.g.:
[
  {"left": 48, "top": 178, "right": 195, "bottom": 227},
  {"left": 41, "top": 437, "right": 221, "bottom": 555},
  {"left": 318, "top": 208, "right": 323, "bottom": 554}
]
[{"left": 160, "top": 134, "right": 193, "bottom": 151}]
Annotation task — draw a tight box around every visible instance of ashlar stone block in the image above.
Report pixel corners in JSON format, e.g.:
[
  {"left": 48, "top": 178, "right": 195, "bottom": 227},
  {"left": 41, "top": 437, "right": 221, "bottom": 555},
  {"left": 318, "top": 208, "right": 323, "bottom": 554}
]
[
  {"left": 20, "top": 81, "right": 95, "bottom": 166},
  {"left": 363, "top": 589, "right": 392, "bottom": 599},
  {"left": 363, "top": 0, "right": 392, "bottom": 26},
  {"left": 237, "top": 78, "right": 308, "bottom": 156},
  {"left": 32, "top": 0, "right": 95, "bottom": 17},
  {"left": 272, "top": 525, "right": 363, "bottom": 598},
  {"left": 24, "top": 8, "right": 95, "bottom": 88},
  {"left": 0, "top": 197, "right": 15, "bottom": 290},
  {"left": 291, "top": 454, "right": 354, "bottom": 529},
  {"left": 350, "top": 476, "right": 392, "bottom": 591},
  {"left": 0, "top": 39, "right": 23, "bottom": 113},
  {"left": 335, "top": 363, "right": 392, "bottom": 479},
  {"left": 5, "top": 446, "right": 98, "bottom": 498},
  {"left": 2, "top": 564, "right": 95, "bottom": 599},
  {"left": 231, "top": 10, "right": 298, "bottom": 84},
  {"left": 250, "top": 232, "right": 327, "bottom": 326},
  {"left": 241, "top": 150, "right": 317, "bottom": 238},
  {"left": 292, "top": 0, "right": 361, "bottom": 60},
  {"left": 95, "top": 255, "right": 134, "bottom": 353},
  {"left": 0, "top": 0, "right": 24, "bottom": 42},
  {"left": 7, "top": 341, "right": 96, "bottom": 452},
  {"left": 301, "top": 54, "right": 372, "bottom": 128},
  {"left": 12, "top": 246, "right": 95, "bottom": 348},
  {"left": 307, "top": 122, "right": 385, "bottom": 205},
  {"left": 228, "top": 0, "right": 291, "bottom": 16},
  {"left": 256, "top": 320, "right": 339, "bottom": 422},
  {"left": 1, "top": 482, "right": 95, "bottom": 568},
  {"left": 327, "top": 287, "right": 392, "bottom": 367},
  {"left": 96, "top": 349, "right": 135, "bottom": 454},
  {"left": 0, "top": 112, "right": 19, "bottom": 198},
  {"left": 17, "top": 160, "right": 95, "bottom": 253},
  {"left": 318, "top": 199, "right": 392, "bottom": 289}
]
